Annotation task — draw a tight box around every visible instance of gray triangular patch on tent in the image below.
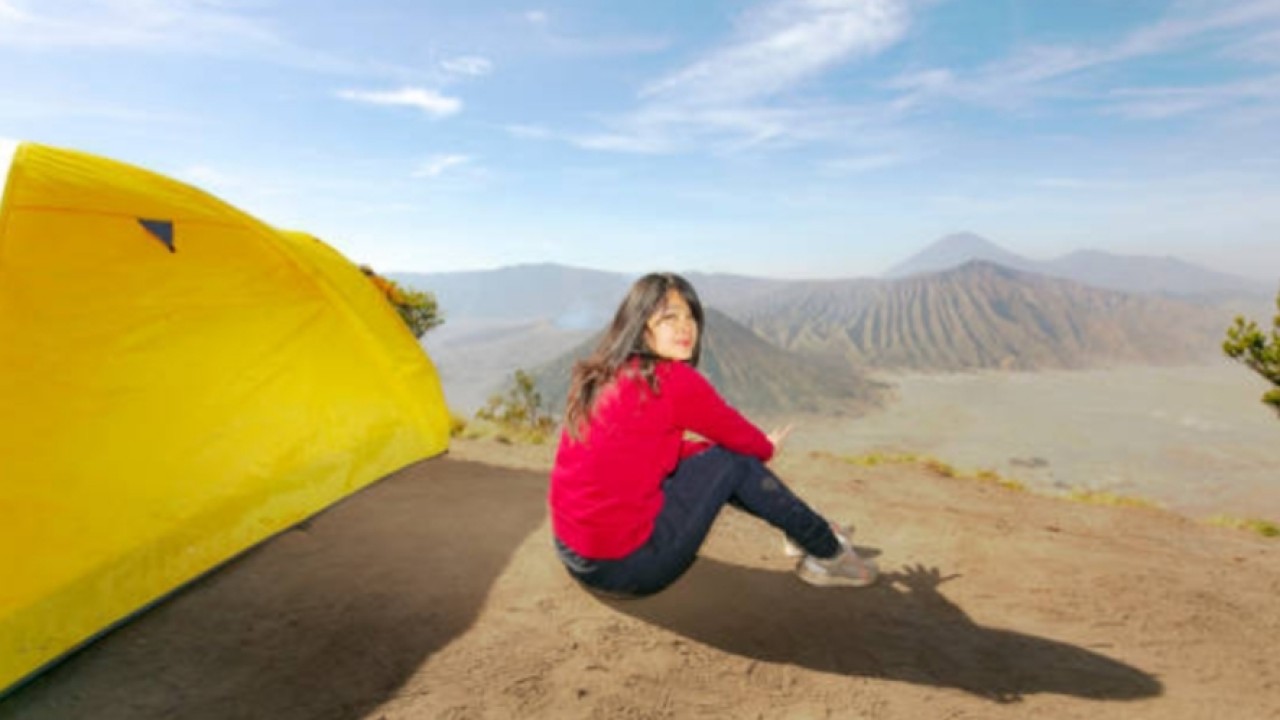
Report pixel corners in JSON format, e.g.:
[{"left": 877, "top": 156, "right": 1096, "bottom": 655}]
[{"left": 138, "top": 218, "right": 175, "bottom": 253}]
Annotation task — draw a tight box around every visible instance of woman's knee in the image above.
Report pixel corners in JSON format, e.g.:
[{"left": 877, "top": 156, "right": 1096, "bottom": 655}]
[
  {"left": 721, "top": 450, "right": 781, "bottom": 491},
  {"left": 704, "top": 447, "right": 768, "bottom": 474}
]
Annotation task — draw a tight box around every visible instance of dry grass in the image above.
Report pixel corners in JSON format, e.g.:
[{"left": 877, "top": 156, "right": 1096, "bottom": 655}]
[
  {"left": 1065, "top": 489, "right": 1163, "bottom": 511},
  {"left": 1204, "top": 515, "right": 1280, "bottom": 538},
  {"left": 972, "top": 468, "right": 1027, "bottom": 492},
  {"left": 448, "top": 409, "right": 470, "bottom": 437},
  {"left": 839, "top": 451, "right": 923, "bottom": 467},
  {"left": 455, "top": 417, "right": 554, "bottom": 445},
  {"left": 828, "top": 451, "right": 1027, "bottom": 492}
]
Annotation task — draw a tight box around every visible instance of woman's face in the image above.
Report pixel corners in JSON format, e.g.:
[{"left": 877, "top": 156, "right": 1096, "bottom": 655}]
[{"left": 644, "top": 288, "right": 698, "bottom": 361}]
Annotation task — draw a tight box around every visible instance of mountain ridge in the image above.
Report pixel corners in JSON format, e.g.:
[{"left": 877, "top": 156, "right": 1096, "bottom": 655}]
[
  {"left": 885, "top": 232, "right": 1272, "bottom": 298},
  {"left": 526, "top": 307, "right": 890, "bottom": 418},
  {"left": 396, "top": 241, "right": 1261, "bottom": 413},
  {"left": 731, "top": 260, "right": 1226, "bottom": 372}
]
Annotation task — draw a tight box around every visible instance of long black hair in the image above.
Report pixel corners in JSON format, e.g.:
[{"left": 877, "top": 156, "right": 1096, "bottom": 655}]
[{"left": 563, "top": 272, "right": 704, "bottom": 437}]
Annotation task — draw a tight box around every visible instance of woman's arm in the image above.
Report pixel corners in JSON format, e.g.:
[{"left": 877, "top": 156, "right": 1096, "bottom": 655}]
[{"left": 664, "top": 362, "right": 774, "bottom": 461}]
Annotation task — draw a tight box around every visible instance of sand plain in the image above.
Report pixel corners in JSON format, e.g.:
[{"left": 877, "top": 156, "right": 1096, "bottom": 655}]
[{"left": 782, "top": 362, "right": 1280, "bottom": 520}]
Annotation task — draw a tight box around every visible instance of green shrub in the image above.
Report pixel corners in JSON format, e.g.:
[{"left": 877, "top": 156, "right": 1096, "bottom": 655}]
[
  {"left": 360, "top": 266, "right": 444, "bottom": 339},
  {"left": 474, "top": 369, "right": 556, "bottom": 444},
  {"left": 1223, "top": 289, "right": 1280, "bottom": 418}
]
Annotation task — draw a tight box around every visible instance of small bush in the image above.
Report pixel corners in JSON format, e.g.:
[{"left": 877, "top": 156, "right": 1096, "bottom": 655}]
[
  {"left": 360, "top": 266, "right": 444, "bottom": 338},
  {"left": 474, "top": 369, "right": 557, "bottom": 444},
  {"left": 922, "top": 458, "right": 957, "bottom": 478},
  {"left": 1222, "top": 288, "right": 1280, "bottom": 418},
  {"left": 448, "top": 409, "right": 469, "bottom": 437},
  {"left": 456, "top": 421, "right": 491, "bottom": 441}
]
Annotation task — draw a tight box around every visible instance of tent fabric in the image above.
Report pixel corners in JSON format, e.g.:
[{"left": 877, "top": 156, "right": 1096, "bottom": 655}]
[{"left": 0, "top": 142, "right": 451, "bottom": 695}]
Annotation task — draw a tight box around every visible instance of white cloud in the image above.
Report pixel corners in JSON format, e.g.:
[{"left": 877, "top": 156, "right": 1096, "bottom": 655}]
[
  {"left": 441, "top": 55, "right": 493, "bottom": 77},
  {"left": 573, "top": 131, "right": 674, "bottom": 155},
  {"left": 1227, "top": 28, "right": 1280, "bottom": 64},
  {"left": 413, "top": 154, "right": 471, "bottom": 178},
  {"left": 570, "top": 105, "right": 795, "bottom": 155},
  {"left": 566, "top": 0, "right": 914, "bottom": 156},
  {"left": 0, "top": 94, "right": 190, "bottom": 123},
  {"left": 544, "top": 33, "right": 670, "bottom": 57},
  {"left": 0, "top": 1, "right": 389, "bottom": 76},
  {"left": 570, "top": 95, "right": 908, "bottom": 158},
  {"left": 0, "top": 0, "right": 277, "bottom": 51},
  {"left": 336, "top": 87, "right": 462, "bottom": 117},
  {"left": 1032, "top": 177, "right": 1131, "bottom": 191},
  {"left": 0, "top": 1, "right": 31, "bottom": 22},
  {"left": 642, "top": 0, "right": 911, "bottom": 106},
  {"left": 821, "top": 153, "right": 907, "bottom": 174},
  {"left": 890, "top": 0, "right": 1280, "bottom": 112},
  {"left": 1106, "top": 73, "right": 1280, "bottom": 119},
  {"left": 517, "top": 7, "right": 668, "bottom": 56},
  {"left": 504, "top": 124, "right": 553, "bottom": 140},
  {"left": 1106, "top": 88, "right": 1217, "bottom": 120}
]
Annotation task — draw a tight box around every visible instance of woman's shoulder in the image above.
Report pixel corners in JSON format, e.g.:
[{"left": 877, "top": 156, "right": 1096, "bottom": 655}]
[{"left": 655, "top": 359, "right": 710, "bottom": 389}]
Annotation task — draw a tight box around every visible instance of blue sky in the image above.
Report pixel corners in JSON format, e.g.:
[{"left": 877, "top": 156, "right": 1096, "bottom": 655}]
[{"left": 2, "top": 0, "right": 1278, "bottom": 279}]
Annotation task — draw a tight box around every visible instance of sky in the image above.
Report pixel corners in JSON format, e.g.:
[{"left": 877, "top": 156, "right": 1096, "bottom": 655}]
[{"left": 1, "top": 0, "right": 1279, "bottom": 280}]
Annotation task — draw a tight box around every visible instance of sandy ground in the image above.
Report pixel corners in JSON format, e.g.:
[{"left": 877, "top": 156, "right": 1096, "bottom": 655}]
[{"left": 3, "top": 436, "right": 1278, "bottom": 719}]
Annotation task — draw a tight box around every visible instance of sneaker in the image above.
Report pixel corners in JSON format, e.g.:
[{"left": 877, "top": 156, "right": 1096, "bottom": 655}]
[
  {"left": 783, "top": 522, "right": 853, "bottom": 558},
  {"left": 795, "top": 536, "right": 878, "bottom": 588}
]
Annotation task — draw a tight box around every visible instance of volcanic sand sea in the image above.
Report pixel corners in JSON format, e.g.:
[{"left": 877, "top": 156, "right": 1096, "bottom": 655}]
[
  {"left": 782, "top": 362, "right": 1280, "bottom": 521},
  {"left": 428, "top": 315, "right": 1280, "bottom": 523}
]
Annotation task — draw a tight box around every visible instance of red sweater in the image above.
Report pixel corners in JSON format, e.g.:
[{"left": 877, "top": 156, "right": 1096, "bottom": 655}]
[{"left": 549, "top": 359, "right": 774, "bottom": 559}]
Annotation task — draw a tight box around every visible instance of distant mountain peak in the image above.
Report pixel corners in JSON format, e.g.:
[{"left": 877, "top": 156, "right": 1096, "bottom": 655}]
[
  {"left": 884, "top": 233, "right": 1029, "bottom": 278},
  {"left": 882, "top": 235, "right": 1269, "bottom": 299},
  {"left": 935, "top": 231, "right": 1002, "bottom": 250}
]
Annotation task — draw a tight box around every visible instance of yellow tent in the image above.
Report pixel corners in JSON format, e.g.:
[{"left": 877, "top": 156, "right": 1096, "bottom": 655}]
[{"left": 0, "top": 142, "right": 451, "bottom": 695}]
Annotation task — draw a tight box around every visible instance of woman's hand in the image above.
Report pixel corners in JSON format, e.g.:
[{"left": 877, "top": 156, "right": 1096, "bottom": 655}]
[{"left": 766, "top": 423, "right": 794, "bottom": 455}]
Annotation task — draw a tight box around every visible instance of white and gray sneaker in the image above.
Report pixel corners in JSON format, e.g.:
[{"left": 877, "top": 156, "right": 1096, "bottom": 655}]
[
  {"left": 783, "top": 522, "right": 854, "bottom": 558},
  {"left": 795, "top": 531, "right": 878, "bottom": 588}
]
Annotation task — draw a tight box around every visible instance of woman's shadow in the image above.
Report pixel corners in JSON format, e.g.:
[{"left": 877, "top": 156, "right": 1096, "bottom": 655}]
[{"left": 602, "top": 557, "right": 1162, "bottom": 704}]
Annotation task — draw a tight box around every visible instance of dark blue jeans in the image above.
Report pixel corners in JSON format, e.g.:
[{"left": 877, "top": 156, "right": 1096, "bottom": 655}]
[{"left": 554, "top": 447, "right": 840, "bottom": 597}]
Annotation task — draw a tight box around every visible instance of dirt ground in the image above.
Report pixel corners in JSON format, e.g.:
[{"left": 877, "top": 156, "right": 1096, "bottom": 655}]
[{"left": 2, "top": 437, "right": 1278, "bottom": 719}]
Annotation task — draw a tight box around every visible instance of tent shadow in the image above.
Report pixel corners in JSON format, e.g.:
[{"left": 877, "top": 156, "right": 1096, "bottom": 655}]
[
  {"left": 0, "top": 457, "right": 547, "bottom": 720},
  {"left": 603, "top": 558, "right": 1163, "bottom": 704}
]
